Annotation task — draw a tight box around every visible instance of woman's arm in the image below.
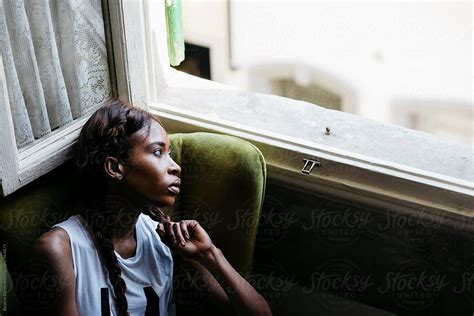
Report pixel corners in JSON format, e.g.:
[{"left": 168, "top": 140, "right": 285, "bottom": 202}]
[
  {"left": 196, "top": 244, "right": 272, "bottom": 316},
  {"left": 175, "top": 257, "right": 235, "bottom": 313},
  {"left": 32, "top": 228, "right": 79, "bottom": 316},
  {"left": 158, "top": 220, "right": 272, "bottom": 316}
]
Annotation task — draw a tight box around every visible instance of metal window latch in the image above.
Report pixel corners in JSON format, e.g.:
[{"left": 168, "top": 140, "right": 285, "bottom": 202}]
[{"left": 301, "top": 158, "right": 320, "bottom": 174}]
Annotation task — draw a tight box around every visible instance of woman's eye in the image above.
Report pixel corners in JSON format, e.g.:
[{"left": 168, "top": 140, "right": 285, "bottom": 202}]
[{"left": 153, "top": 149, "right": 162, "bottom": 156}]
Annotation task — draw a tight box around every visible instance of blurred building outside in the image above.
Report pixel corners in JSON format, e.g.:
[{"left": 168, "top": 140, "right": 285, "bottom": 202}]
[{"left": 175, "top": 0, "right": 473, "bottom": 147}]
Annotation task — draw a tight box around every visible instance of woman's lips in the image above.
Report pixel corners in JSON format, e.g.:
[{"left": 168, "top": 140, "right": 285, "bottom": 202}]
[
  {"left": 168, "top": 178, "right": 181, "bottom": 195},
  {"left": 168, "top": 185, "right": 180, "bottom": 195}
]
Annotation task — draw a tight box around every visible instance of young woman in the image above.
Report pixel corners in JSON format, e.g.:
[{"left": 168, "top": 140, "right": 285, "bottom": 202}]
[{"left": 34, "top": 99, "right": 272, "bottom": 316}]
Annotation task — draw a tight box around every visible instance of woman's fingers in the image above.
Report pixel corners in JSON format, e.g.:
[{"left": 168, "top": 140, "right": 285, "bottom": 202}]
[
  {"left": 173, "top": 222, "right": 186, "bottom": 247},
  {"left": 157, "top": 223, "right": 164, "bottom": 235},
  {"left": 158, "top": 220, "right": 207, "bottom": 252},
  {"left": 180, "top": 221, "right": 191, "bottom": 240},
  {"left": 158, "top": 221, "right": 190, "bottom": 247},
  {"left": 164, "top": 222, "right": 176, "bottom": 244}
]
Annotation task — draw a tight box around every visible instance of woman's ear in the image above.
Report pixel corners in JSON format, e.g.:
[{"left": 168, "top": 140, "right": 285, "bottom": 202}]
[{"left": 104, "top": 157, "right": 125, "bottom": 180}]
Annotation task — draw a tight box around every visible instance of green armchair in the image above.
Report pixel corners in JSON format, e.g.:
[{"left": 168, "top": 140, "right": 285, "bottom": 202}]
[{"left": 0, "top": 132, "right": 267, "bottom": 315}]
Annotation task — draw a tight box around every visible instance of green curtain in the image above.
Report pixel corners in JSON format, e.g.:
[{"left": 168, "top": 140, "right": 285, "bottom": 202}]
[{"left": 165, "top": 0, "right": 185, "bottom": 66}]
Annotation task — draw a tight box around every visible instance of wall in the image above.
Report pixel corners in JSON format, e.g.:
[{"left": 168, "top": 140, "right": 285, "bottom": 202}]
[{"left": 253, "top": 179, "right": 473, "bottom": 315}]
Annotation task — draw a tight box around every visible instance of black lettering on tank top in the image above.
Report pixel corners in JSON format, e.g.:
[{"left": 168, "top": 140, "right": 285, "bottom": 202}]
[
  {"left": 143, "top": 286, "right": 160, "bottom": 316},
  {"left": 100, "top": 286, "right": 160, "bottom": 315},
  {"left": 101, "top": 287, "right": 111, "bottom": 316}
]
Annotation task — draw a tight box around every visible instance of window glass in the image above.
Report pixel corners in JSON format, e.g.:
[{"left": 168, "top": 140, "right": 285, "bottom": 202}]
[{"left": 180, "top": 1, "right": 472, "bottom": 147}]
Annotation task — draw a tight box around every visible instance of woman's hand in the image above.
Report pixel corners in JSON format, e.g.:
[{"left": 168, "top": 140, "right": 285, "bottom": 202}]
[
  {"left": 157, "top": 220, "right": 273, "bottom": 316},
  {"left": 156, "top": 220, "right": 214, "bottom": 259}
]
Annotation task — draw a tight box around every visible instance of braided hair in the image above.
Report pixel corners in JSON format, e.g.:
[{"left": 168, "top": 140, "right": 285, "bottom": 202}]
[{"left": 74, "top": 99, "right": 171, "bottom": 316}]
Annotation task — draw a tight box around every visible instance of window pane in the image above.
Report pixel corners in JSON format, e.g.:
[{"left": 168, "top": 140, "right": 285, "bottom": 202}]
[{"left": 180, "top": 1, "right": 472, "bottom": 147}]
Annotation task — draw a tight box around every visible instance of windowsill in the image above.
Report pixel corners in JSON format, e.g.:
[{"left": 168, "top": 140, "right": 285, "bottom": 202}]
[
  {"left": 150, "top": 70, "right": 473, "bottom": 218},
  {"left": 160, "top": 71, "right": 472, "bottom": 183}
]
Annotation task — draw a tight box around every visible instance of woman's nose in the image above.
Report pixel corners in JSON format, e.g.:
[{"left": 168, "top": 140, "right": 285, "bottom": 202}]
[{"left": 169, "top": 159, "right": 181, "bottom": 176}]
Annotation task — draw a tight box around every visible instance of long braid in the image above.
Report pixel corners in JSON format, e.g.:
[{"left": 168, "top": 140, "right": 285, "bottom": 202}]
[
  {"left": 90, "top": 207, "right": 171, "bottom": 316},
  {"left": 92, "top": 222, "right": 129, "bottom": 316},
  {"left": 89, "top": 103, "right": 131, "bottom": 316},
  {"left": 75, "top": 99, "right": 171, "bottom": 316}
]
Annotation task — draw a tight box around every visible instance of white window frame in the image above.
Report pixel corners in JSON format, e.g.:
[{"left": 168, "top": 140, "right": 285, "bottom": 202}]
[
  {"left": 0, "top": 0, "right": 149, "bottom": 196},
  {"left": 1, "top": 0, "right": 472, "bottom": 227}
]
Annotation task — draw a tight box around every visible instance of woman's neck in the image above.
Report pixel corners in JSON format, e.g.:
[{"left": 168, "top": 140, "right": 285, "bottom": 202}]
[{"left": 102, "top": 185, "right": 143, "bottom": 239}]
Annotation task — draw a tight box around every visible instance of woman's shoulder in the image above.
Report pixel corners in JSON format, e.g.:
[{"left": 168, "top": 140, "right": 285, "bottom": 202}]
[
  {"left": 35, "top": 226, "right": 72, "bottom": 263},
  {"left": 44, "top": 214, "right": 94, "bottom": 250},
  {"left": 49, "top": 214, "right": 82, "bottom": 230},
  {"left": 36, "top": 214, "right": 84, "bottom": 253},
  {"left": 38, "top": 214, "right": 83, "bottom": 247}
]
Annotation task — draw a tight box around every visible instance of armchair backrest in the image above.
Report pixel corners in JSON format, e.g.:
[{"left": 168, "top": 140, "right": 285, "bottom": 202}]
[{"left": 168, "top": 132, "right": 267, "bottom": 273}]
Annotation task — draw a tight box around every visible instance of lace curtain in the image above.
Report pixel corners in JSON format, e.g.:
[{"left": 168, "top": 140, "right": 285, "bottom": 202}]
[{"left": 0, "top": 0, "right": 111, "bottom": 149}]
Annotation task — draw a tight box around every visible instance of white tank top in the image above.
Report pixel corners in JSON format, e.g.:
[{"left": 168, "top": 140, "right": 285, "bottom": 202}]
[{"left": 52, "top": 213, "right": 176, "bottom": 316}]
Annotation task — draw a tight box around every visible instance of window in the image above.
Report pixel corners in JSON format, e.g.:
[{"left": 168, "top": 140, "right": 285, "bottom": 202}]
[
  {"left": 1, "top": 0, "right": 472, "bottom": 221},
  {"left": 144, "top": 0, "right": 472, "bottom": 218}
]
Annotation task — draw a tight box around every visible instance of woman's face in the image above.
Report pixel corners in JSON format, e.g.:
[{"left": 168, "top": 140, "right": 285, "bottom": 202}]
[{"left": 121, "top": 120, "right": 181, "bottom": 207}]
